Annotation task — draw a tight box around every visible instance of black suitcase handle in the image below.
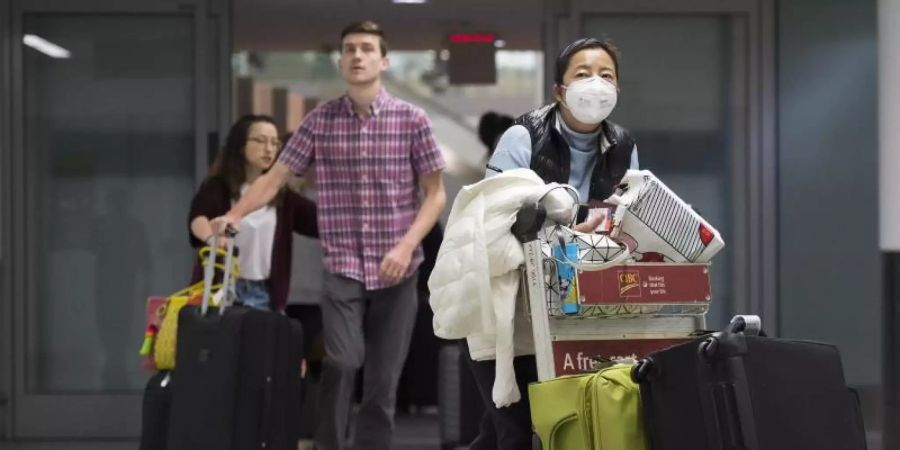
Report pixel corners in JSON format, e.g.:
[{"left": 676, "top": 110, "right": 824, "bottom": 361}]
[
  {"left": 700, "top": 315, "right": 766, "bottom": 361},
  {"left": 634, "top": 316, "right": 765, "bottom": 382},
  {"left": 631, "top": 357, "right": 654, "bottom": 383},
  {"left": 725, "top": 315, "right": 764, "bottom": 336}
]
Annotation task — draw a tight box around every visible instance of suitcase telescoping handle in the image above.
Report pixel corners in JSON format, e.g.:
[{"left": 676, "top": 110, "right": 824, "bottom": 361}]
[{"left": 200, "top": 232, "right": 237, "bottom": 316}]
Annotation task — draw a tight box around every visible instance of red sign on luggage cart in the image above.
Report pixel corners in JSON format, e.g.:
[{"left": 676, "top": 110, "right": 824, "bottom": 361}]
[
  {"left": 552, "top": 338, "right": 690, "bottom": 375},
  {"left": 576, "top": 264, "right": 711, "bottom": 305}
]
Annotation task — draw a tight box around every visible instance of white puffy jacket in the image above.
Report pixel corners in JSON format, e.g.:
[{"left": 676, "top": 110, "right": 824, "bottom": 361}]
[{"left": 428, "top": 169, "right": 576, "bottom": 407}]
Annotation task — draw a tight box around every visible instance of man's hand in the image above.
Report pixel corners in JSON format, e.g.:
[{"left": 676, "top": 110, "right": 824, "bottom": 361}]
[
  {"left": 210, "top": 213, "right": 242, "bottom": 237},
  {"left": 379, "top": 242, "right": 414, "bottom": 284},
  {"left": 572, "top": 213, "right": 604, "bottom": 233}
]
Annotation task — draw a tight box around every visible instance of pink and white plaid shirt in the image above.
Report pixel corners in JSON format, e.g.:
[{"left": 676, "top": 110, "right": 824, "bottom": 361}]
[{"left": 278, "top": 88, "right": 445, "bottom": 290}]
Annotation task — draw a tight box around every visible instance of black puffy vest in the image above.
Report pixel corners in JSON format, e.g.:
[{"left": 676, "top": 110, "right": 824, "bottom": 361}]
[{"left": 513, "top": 104, "right": 635, "bottom": 202}]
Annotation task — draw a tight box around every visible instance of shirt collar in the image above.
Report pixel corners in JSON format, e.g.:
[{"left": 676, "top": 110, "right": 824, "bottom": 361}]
[{"left": 342, "top": 87, "right": 390, "bottom": 117}]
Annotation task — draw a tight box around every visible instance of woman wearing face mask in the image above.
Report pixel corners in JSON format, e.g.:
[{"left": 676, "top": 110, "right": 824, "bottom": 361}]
[
  {"left": 468, "top": 37, "right": 638, "bottom": 450},
  {"left": 188, "top": 114, "right": 319, "bottom": 312}
]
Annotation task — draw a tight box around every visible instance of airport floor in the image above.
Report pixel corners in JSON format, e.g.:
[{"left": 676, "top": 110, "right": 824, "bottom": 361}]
[
  {"left": 0, "top": 412, "right": 445, "bottom": 450},
  {"left": 0, "top": 416, "right": 883, "bottom": 450}
]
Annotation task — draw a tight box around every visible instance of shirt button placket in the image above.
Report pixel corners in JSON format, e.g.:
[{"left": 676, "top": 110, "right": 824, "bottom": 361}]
[
  {"left": 359, "top": 124, "right": 368, "bottom": 210},
  {"left": 359, "top": 123, "right": 369, "bottom": 241},
  {"left": 360, "top": 124, "right": 368, "bottom": 158}
]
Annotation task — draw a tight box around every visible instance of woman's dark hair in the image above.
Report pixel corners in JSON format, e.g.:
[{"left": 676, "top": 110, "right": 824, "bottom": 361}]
[
  {"left": 209, "top": 114, "right": 282, "bottom": 204},
  {"left": 555, "top": 37, "right": 621, "bottom": 85}
]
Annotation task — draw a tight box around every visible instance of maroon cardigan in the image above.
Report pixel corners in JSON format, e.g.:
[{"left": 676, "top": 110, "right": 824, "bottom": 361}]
[{"left": 188, "top": 176, "right": 319, "bottom": 310}]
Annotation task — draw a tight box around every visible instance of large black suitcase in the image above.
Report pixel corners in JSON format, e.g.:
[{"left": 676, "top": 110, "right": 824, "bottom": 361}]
[
  {"left": 632, "top": 316, "right": 866, "bottom": 450},
  {"left": 167, "top": 238, "right": 304, "bottom": 450},
  {"left": 167, "top": 304, "right": 304, "bottom": 450}
]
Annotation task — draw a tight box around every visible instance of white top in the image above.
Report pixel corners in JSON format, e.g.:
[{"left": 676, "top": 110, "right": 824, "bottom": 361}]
[{"left": 234, "top": 184, "right": 277, "bottom": 280}]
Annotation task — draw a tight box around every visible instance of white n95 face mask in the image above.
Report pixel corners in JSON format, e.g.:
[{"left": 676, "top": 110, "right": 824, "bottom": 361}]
[{"left": 562, "top": 76, "right": 618, "bottom": 125}]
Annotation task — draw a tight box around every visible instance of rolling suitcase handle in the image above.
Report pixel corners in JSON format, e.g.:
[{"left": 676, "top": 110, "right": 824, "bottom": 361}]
[
  {"left": 725, "top": 315, "right": 762, "bottom": 336},
  {"left": 699, "top": 315, "right": 764, "bottom": 361},
  {"left": 200, "top": 233, "right": 237, "bottom": 316}
]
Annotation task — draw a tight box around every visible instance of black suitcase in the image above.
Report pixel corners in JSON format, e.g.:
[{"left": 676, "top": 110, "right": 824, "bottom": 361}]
[
  {"left": 437, "top": 342, "right": 485, "bottom": 450},
  {"left": 167, "top": 237, "right": 304, "bottom": 450},
  {"left": 632, "top": 316, "right": 867, "bottom": 450},
  {"left": 140, "top": 370, "right": 173, "bottom": 450}
]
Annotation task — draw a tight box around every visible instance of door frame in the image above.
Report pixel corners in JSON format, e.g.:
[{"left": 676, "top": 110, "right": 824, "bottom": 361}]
[
  {"left": 5, "top": 0, "right": 231, "bottom": 439},
  {"left": 544, "top": 0, "right": 778, "bottom": 331},
  {"left": 1, "top": 0, "right": 12, "bottom": 440}
]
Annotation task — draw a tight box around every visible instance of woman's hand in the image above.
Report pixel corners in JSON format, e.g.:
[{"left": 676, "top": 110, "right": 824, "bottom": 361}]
[
  {"left": 210, "top": 213, "right": 241, "bottom": 237},
  {"left": 572, "top": 213, "right": 604, "bottom": 233}
]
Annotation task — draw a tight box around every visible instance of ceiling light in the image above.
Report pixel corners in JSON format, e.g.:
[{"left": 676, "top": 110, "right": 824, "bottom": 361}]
[
  {"left": 392, "top": 0, "right": 427, "bottom": 3},
  {"left": 23, "top": 34, "right": 71, "bottom": 58},
  {"left": 494, "top": 39, "right": 507, "bottom": 48}
]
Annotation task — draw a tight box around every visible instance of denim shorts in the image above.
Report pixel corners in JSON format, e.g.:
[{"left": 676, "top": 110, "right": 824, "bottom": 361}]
[{"left": 235, "top": 278, "right": 271, "bottom": 311}]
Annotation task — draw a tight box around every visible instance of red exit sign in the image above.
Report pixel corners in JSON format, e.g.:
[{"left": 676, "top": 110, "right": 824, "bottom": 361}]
[{"left": 449, "top": 33, "right": 496, "bottom": 44}]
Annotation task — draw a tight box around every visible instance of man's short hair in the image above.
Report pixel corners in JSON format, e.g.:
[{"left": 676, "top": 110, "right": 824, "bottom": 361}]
[
  {"left": 340, "top": 20, "right": 388, "bottom": 56},
  {"left": 555, "top": 37, "right": 621, "bottom": 85}
]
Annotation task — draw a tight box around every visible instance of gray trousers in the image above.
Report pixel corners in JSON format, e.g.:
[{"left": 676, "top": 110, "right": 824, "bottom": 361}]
[{"left": 315, "top": 270, "right": 419, "bottom": 450}]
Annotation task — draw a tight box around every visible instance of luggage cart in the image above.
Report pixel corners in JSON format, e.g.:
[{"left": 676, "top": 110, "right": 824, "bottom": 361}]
[{"left": 513, "top": 208, "right": 712, "bottom": 382}]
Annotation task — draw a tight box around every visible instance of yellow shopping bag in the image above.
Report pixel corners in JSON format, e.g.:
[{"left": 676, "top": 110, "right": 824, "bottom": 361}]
[
  {"left": 152, "top": 283, "right": 204, "bottom": 369},
  {"left": 139, "top": 245, "right": 238, "bottom": 370}
]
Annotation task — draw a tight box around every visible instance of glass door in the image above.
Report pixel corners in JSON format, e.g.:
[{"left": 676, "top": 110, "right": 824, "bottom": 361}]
[{"left": 8, "top": 0, "right": 229, "bottom": 439}]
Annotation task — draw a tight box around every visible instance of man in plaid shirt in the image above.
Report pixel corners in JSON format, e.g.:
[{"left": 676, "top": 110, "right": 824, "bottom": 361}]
[{"left": 213, "top": 20, "right": 446, "bottom": 450}]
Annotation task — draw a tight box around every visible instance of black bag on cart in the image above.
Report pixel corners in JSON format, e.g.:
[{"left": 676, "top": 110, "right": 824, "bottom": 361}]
[
  {"left": 166, "top": 237, "right": 305, "bottom": 450},
  {"left": 632, "top": 315, "right": 867, "bottom": 450}
]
